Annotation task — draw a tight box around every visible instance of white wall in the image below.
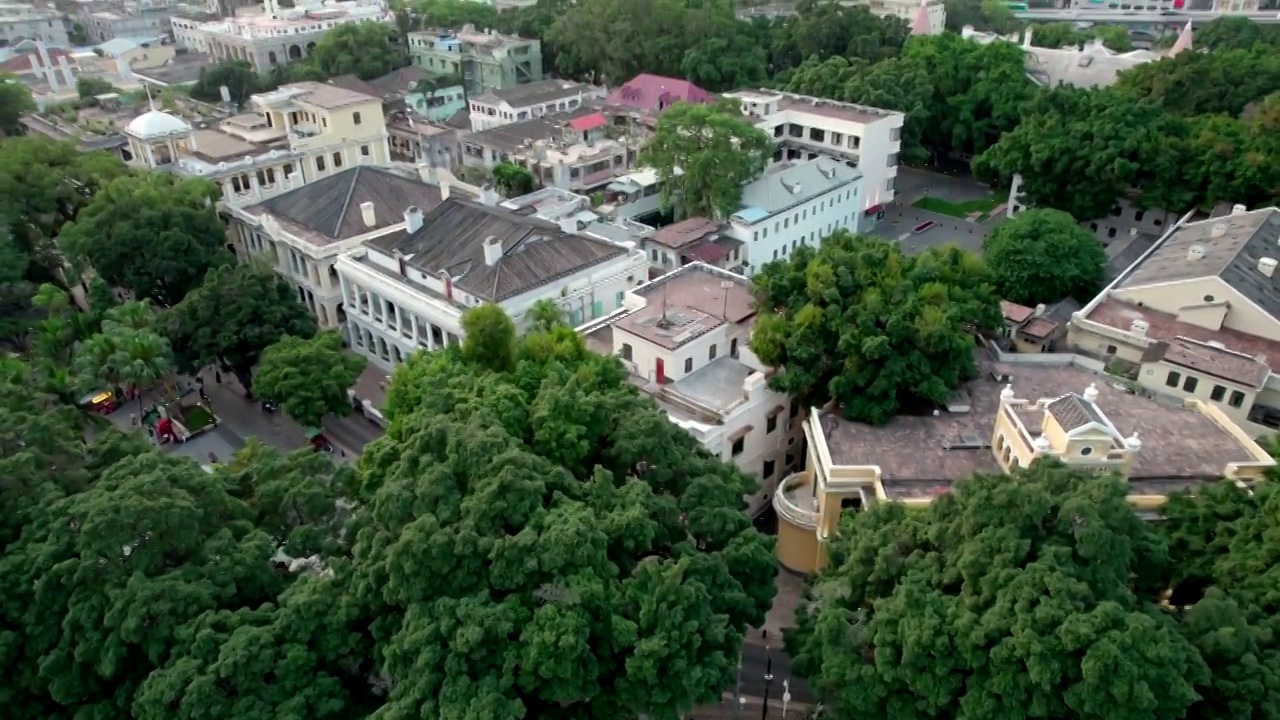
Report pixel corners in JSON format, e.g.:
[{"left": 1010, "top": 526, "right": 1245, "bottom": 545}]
[{"left": 730, "top": 178, "right": 863, "bottom": 275}]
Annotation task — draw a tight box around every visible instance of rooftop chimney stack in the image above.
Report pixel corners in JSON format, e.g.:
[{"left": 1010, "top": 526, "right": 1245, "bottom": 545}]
[
  {"left": 1232, "top": 204, "right": 1247, "bottom": 216},
  {"left": 482, "top": 236, "right": 503, "bottom": 266},
  {"left": 1022, "top": 27, "right": 1034, "bottom": 48},
  {"left": 1258, "top": 257, "right": 1277, "bottom": 278},
  {"left": 1211, "top": 223, "right": 1227, "bottom": 238},
  {"left": 558, "top": 217, "right": 581, "bottom": 235},
  {"left": 404, "top": 206, "right": 423, "bottom": 234},
  {"left": 360, "top": 201, "right": 376, "bottom": 228},
  {"left": 479, "top": 184, "right": 500, "bottom": 207},
  {"left": 440, "top": 179, "right": 451, "bottom": 201}
]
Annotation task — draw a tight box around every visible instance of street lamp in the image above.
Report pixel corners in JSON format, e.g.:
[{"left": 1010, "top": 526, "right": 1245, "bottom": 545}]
[{"left": 760, "top": 652, "right": 774, "bottom": 720}]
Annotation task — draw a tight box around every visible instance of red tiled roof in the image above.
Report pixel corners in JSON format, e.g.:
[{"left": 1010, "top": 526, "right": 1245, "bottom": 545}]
[
  {"left": 606, "top": 74, "right": 713, "bottom": 114},
  {"left": 682, "top": 242, "right": 730, "bottom": 264},
  {"left": 649, "top": 217, "right": 722, "bottom": 250},
  {"left": 568, "top": 112, "right": 606, "bottom": 131},
  {"left": 1001, "top": 300, "right": 1035, "bottom": 324},
  {"left": 1020, "top": 317, "right": 1060, "bottom": 340},
  {"left": 0, "top": 47, "right": 74, "bottom": 74}
]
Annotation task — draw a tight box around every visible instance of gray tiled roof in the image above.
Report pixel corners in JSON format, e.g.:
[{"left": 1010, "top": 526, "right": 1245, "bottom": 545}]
[
  {"left": 735, "top": 158, "right": 862, "bottom": 218},
  {"left": 1045, "top": 394, "right": 1108, "bottom": 433},
  {"left": 254, "top": 167, "right": 441, "bottom": 242},
  {"left": 1121, "top": 207, "right": 1280, "bottom": 319},
  {"left": 474, "top": 79, "right": 589, "bottom": 107},
  {"left": 371, "top": 198, "right": 627, "bottom": 302}
]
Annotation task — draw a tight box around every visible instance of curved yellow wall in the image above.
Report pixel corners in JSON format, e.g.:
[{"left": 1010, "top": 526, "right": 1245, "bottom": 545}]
[{"left": 777, "top": 515, "right": 822, "bottom": 575}]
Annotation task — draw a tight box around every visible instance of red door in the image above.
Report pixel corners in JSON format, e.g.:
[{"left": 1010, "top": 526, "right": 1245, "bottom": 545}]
[{"left": 655, "top": 357, "right": 665, "bottom": 384}]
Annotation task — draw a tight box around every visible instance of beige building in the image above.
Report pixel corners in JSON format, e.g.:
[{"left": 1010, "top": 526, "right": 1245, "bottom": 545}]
[
  {"left": 123, "top": 81, "right": 392, "bottom": 208},
  {"left": 1068, "top": 205, "right": 1280, "bottom": 438},
  {"left": 774, "top": 353, "right": 1275, "bottom": 574},
  {"left": 229, "top": 166, "right": 443, "bottom": 332},
  {"left": 95, "top": 36, "right": 175, "bottom": 71}
]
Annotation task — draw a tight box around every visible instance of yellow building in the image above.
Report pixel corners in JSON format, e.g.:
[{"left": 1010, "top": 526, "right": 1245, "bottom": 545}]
[
  {"left": 1068, "top": 205, "right": 1280, "bottom": 437},
  {"left": 774, "top": 356, "right": 1275, "bottom": 575},
  {"left": 123, "top": 82, "right": 392, "bottom": 209}
]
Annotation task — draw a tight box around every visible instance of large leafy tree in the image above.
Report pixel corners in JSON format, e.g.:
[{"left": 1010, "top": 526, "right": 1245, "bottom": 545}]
[
  {"left": 1114, "top": 46, "right": 1280, "bottom": 119},
  {"left": 750, "top": 231, "right": 1001, "bottom": 425},
  {"left": 973, "top": 86, "right": 1186, "bottom": 221},
  {"left": 982, "top": 208, "right": 1106, "bottom": 306},
  {"left": 189, "top": 59, "right": 262, "bottom": 105},
  {"left": 166, "top": 263, "right": 317, "bottom": 392},
  {"left": 352, "top": 306, "right": 777, "bottom": 719},
  {"left": 0, "top": 451, "right": 286, "bottom": 719},
  {"left": 253, "top": 331, "right": 367, "bottom": 428},
  {"left": 57, "top": 173, "right": 231, "bottom": 306},
  {"left": 0, "top": 75, "right": 36, "bottom": 136},
  {"left": 638, "top": 98, "right": 772, "bottom": 220},
  {"left": 307, "top": 21, "right": 405, "bottom": 80},
  {"left": 789, "top": 461, "right": 1217, "bottom": 720}
]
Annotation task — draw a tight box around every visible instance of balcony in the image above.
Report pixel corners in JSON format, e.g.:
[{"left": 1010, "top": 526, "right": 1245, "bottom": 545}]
[{"left": 774, "top": 472, "right": 819, "bottom": 531}]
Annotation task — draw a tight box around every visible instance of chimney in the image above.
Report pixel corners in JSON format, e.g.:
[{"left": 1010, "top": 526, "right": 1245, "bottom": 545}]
[
  {"left": 1034, "top": 303, "right": 1047, "bottom": 317},
  {"left": 482, "top": 235, "right": 502, "bottom": 266},
  {"left": 1023, "top": 27, "right": 1034, "bottom": 48},
  {"left": 1187, "top": 245, "right": 1206, "bottom": 261},
  {"left": 558, "top": 217, "right": 581, "bottom": 235},
  {"left": 479, "top": 184, "right": 500, "bottom": 207},
  {"left": 1211, "top": 223, "right": 1227, "bottom": 238},
  {"left": 1258, "top": 257, "right": 1277, "bottom": 278},
  {"left": 360, "top": 201, "right": 377, "bottom": 228},
  {"left": 404, "top": 206, "right": 423, "bottom": 234},
  {"left": 1232, "top": 203, "right": 1247, "bottom": 216},
  {"left": 440, "top": 180, "right": 451, "bottom": 201},
  {"left": 1130, "top": 319, "right": 1149, "bottom": 337}
]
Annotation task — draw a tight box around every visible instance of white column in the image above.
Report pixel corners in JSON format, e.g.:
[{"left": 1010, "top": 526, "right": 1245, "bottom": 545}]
[
  {"left": 394, "top": 304, "right": 404, "bottom": 334},
  {"left": 339, "top": 274, "right": 351, "bottom": 307}
]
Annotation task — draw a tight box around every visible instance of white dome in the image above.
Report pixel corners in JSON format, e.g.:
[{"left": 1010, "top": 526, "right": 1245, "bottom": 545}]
[{"left": 126, "top": 110, "right": 192, "bottom": 139}]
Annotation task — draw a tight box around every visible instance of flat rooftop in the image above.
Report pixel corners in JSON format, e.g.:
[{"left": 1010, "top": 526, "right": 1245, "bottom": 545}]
[
  {"left": 613, "top": 264, "right": 754, "bottom": 349},
  {"left": 671, "top": 356, "right": 754, "bottom": 413},
  {"left": 819, "top": 356, "right": 1262, "bottom": 499}
]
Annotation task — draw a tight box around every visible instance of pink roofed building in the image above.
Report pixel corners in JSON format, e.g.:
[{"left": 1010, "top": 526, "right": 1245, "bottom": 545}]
[{"left": 605, "top": 74, "right": 714, "bottom": 122}]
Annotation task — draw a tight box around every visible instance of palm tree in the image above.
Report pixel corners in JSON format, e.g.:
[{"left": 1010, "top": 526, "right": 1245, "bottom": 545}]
[
  {"left": 101, "top": 300, "right": 157, "bottom": 332},
  {"left": 111, "top": 329, "right": 173, "bottom": 415}
]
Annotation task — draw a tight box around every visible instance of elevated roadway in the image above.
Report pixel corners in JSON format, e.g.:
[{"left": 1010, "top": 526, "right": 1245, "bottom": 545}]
[{"left": 1013, "top": 9, "right": 1280, "bottom": 25}]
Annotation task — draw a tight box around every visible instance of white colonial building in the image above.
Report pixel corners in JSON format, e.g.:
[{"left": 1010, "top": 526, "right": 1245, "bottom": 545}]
[
  {"left": 335, "top": 189, "right": 649, "bottom": 371},
  {"left": 228, "top": 166, "right": 445, "bottom": 331},
  {"left": 724, "top": 89, "right": 903, "bottom": 225},
  {"left": 583, "top": 262, "right": 806, "bottom": 516}
]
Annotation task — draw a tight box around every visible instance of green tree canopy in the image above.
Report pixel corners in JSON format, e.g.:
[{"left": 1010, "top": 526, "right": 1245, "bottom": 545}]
[
  {"left": 166, "top": 263, "right": 317, "bottom": 391},
  {"left": 637, "top": 98, "right": 772, "bottom": 220},
  {"left": 1114, "top": 46, "right": 1280, "bottom": 118},
  {"left": 787, "top": 461, "right": 1251, "bottom": 720},
  {"left": 353, "top": 311, "right": 776, "bottom": 719},
  {"left": 461, "top": 302, "right": 518, "bottom": 374},
  {"left": 0, "top": 74, "right": 35, "bottom": 136},
  {"left": 189, "top": 59, "right": 262, "bottom": 105},
  {"left": 307, "top": 21, "right": 405, "bottom": 80},
  {"left": 492, "top": 162, "right": 537, "bottom": 197},
  {"left": 1194, "top": 16, "right": 1280, "bottom": 52},
  {"left": 57, "top": 173, "right": 230, "bottom": 306},
  {"left": 750, "top": 231, "right": 1001, "bottom": 425},
  {"left": 982, "top": 208, "right": 1106, "bottom": 306},
  {"left": 253, "top": 331, "right": 367, "bottom": 428}
]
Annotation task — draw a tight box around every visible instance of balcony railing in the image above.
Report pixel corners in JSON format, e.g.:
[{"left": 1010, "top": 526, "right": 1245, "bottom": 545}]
[{"left": 774, "top": 472, "right": 819, "bottom": 530}]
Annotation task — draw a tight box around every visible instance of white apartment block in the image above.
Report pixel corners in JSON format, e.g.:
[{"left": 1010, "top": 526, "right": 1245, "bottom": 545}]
[
  {"left": 724, "top": 89, "right": 904, "bottom": 222},
  {"left": 468, "top": 78, "right": 604, "bottom": 132},
  {"left": 336, "top": 189, "right": 649, "bottom": 371},
  {"left": 729, "top": 158, "right": 864, "bottom": 274},
  {"left": 229, "top": 165, "right": 445, "bottom": 332},
  {"left": 171, "top": 0, "right": 392, "bottom": 73},
  {"left": 0, "top": 3, "right": 69, "bottom": 46},
  {"left": 582, "top": 262, "right": 806, "bottom": 516},
  {"left": 597, "top": 168, "right": 662, "bottom": 222},
  {"left": 123, "top": 81, "right": 392, "bottom": 209}
]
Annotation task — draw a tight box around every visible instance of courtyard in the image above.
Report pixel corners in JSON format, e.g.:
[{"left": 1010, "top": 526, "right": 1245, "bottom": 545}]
[{"left": 869, "top": 167, "right": 1008, "bottom": 254}]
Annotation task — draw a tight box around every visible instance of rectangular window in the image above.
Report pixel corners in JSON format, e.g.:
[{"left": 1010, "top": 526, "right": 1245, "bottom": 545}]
[
  {"left": 1165, "top": 371, "right": 1181, "bottom": 388},
  {"left": 333, "top": 152, "right": 343, "bottom": 168},
  {"left": 732, "top": 436, "right": 744, "bottom": 456},
  {"left": 316, "top": 155, "right": 326, "bottom": 171},
  {"left": 615, "top": 290, "right": 625, "bottom": 308},
  {"left": 767, "top": 413, "right": 777, "bottom": 434},
  {"left": 709, "top": 344, "right": 717, "bottom": 360},
  {"left": 1230, "top": 390, "right": 1246, "bottom": 408},
  {"left": 621, "top": 343, "right": 632, "bottom": 360},
  {"left": 353, "top": 111, "right": 362, "bottom": 125},
  {"left": 1183, "top": 376, "right": 1199, "bottom": 393},
  {"left": 361, "top": 145, "right": 370, "bottom": 156},
  {"left": 1211, "top": 385, "right": 1227, "bottom": 402},
  {"left": 763, "top": 459, "right": 775, "bottom": 479},
  {"left": 684, "top": 357, "right": 693, "bottom": 373}
]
